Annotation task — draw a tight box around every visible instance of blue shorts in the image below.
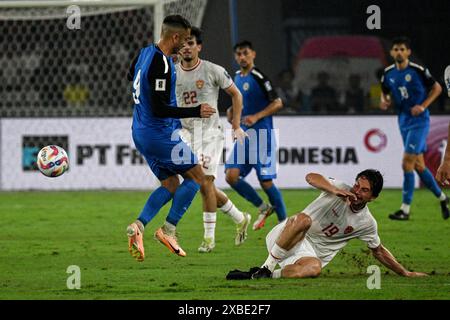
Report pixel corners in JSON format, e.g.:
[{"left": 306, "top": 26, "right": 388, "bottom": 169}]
[
  {"left": 225, "top": 128, "right": 277, "bottom": 181},
  {"left": 132, "top": 128, "right": 197, "bottom": 180},
  {"left": 400, "top": 125, "right": 429, "bottom": 155}
]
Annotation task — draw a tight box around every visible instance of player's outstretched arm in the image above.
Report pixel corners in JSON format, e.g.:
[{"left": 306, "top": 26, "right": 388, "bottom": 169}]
[
  {"left": 370, "top": 244, "right": 428, "bottom": 277},
  {"left": 305, "top": 173, "right": 356, "bottom": 201}
]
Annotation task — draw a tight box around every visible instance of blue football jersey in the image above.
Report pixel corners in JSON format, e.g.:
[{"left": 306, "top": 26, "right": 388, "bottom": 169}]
[
  {"left": 131, "top": 44, "right": 179, "bottom": 132},
  {"left": 381, "top": 62, "right": 436, "bottom": 129},
  {"left": 234, "top": 67, "right": 279, "bottom": 130}
]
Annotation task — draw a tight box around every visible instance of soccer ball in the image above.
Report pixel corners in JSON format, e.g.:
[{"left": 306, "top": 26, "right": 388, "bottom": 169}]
[{"left": 36, "top": 145, "right": 69, "bottom": 177}]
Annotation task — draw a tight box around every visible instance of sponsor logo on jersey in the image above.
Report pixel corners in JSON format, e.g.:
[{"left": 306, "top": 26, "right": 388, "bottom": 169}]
[
  {"left": 405, "top": 74, "right": 412, "bottom": 82},
  {"left": 344, "top": 226, "right": 354, "bottom": 234},
  {"left": 196, "top": 79, "right": 205, "bottom": 89},
  {"left": 264, "top": 81, "right": 272, "bottom": 91}
]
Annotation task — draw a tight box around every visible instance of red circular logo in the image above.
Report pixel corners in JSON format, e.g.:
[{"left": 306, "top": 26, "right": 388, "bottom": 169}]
[{"left": 364, "top": 129, "right": 387, "bottom": 153}]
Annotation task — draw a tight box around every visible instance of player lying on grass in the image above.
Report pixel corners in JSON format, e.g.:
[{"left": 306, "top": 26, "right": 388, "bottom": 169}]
[{"left": 227, "top": 170, "right": 428, "bottom": 279}]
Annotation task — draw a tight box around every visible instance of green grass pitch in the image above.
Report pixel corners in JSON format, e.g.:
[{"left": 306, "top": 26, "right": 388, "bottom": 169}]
[{"left": 0, "top": 188, "right": 449, "bottom": 300}]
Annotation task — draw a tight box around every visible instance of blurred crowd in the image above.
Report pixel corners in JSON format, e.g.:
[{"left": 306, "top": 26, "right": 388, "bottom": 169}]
[{"left": 274, "top": 68, "right": 449, "bottom": 115}]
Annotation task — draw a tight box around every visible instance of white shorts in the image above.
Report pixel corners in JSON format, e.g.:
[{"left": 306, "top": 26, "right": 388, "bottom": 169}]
[
  {"left": 179, "top": 128, "right": 224, "bottom": 178},
  {"left": 266, "top": 221, "right": 326, "bottom": 269}
]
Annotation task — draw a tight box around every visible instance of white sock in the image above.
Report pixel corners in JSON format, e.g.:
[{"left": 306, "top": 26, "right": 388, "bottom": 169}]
[
  {"left": 220, "top": 200, "right": 244, "bottom": 224},
  {"left": 272, "top": 269, "right": 282, "bottom": 279},
  {"left": 203, "top": 212, "right": 216, "bottom": 240},
  {"left": 400, "top": 203, "right": 410, "bottom": 214},
  {"left": 263, "top": 243, "right": 288, "bottom": 272},
  {"left": 439, "top": 192, "right": 447, "bottom": 201}
]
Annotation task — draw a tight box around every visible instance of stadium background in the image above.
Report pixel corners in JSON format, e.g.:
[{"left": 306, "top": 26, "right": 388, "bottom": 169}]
[
  {"left": 0, "top": 0, "right": 450, "bottom": 303},
  {"left": 1, "top": 0, "right": 450, "bottom": 190}
]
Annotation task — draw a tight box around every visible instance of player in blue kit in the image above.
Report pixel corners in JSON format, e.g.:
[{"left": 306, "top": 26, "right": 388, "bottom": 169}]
[
  {"left": 380, "top": 37, "right": 449, "bottom": 220},
  {"left": 225, "top": 41, "right": 287, "bottom": 230},
  {"left": 125, "top": 15, "right": 216, "bottom": 261}
]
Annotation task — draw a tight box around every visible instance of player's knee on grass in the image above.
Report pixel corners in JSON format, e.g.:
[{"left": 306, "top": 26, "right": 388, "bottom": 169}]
[
  {"left": 161, "top": 175, "right": 180, "bottom": 194},
  {"left": 283, "top": 257, "right": 322, "bottom": 278}
]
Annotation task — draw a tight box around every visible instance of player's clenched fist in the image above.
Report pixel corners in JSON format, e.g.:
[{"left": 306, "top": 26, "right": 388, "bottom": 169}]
[{"left": 200, "top": 103, "right": 216, "bottom": 118}]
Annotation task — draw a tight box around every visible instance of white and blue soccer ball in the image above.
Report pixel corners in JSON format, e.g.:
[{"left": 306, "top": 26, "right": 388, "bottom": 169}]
[{"left": 36, "top": 145, "right": 69, "bottom": 177}]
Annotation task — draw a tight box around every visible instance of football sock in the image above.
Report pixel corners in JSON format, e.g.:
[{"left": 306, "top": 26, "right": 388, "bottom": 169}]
[
  {"left": 220, "top": 199, "right": 245, "bottom": 224},
  {"left": 263, "top": 243, "right": 288, "bottom": 272},
  {"left": 439, "top": 192, "right": 447, "bottom": 201},
  {"left": 203, "top": 212, "right": 216, "bottom": 240},
  {"left": 400, "top": 203, "right": 410, "bottom": 214},
  {"left": 272, "top": 269, "right": 282, "bottom": 279},
  {"left": 166, "top": 179, "right": 200, "bottom": 226},
  {"left": 402, "top": 171, "right": 415, "bottom": 205},
  {"left": 417, "top": 168, "right": 443, "bottom": 198},
  {"left": 137, "top": 186, "right": 173, "bottom": 226},
  {"left": 264, "top": 184, "right": 287, "bottom": 221},
  {"left": 230, "top": 178, "right": 264, "bottom": 208}
]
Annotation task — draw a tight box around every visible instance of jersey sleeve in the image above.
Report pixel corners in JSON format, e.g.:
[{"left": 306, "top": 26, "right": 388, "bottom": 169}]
[
  {"left": 211, "top": 63, "right": 233, "bottom": 90},
  {"left": 252, "top": 68, "right": 279, "bottom": 102},
  {"left": 147, "top": 52, "right": 201, "bottom": 118},
  {"left": 357, "top": 217, "right": 381, "bottom": 249},
  {"left": 419, "top": 67, "right": 436, "bottom": 90}
]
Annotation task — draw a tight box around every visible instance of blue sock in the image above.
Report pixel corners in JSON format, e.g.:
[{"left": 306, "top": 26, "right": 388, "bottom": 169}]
[
  {"left": 166, "top": 179, "right": 200, "bottom": 226},
  {"left": 138, "top": 186, "right": 173, "bottom": 226},
  {"left": 403, "top": 171, "right": 415, "bottom": 205},
  {"left": 264, "top": 184, "right": 287, "bottom": 221},
  {"left": 417, "top": 168, "right": 442, "bottom": 198},
  {"left": 230, "top": 178, "right": 264, "bottom": 208}
]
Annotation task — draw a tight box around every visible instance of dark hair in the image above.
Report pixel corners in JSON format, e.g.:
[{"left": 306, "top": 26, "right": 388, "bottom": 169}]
[
  {"left": 233, "top": 40, "right": 253, "bottom": 51},
  {"left": 190, "top": 26, "right": 203, "bottom": 44},
  {"left": 356, "top": 169, "right": 384, "bottom": 197},
  {"left": 392, "top": 36, "right": 411, "bottom": 49},
  {"left": 163, "top": 15, "right": 191, "bottom": 30}
]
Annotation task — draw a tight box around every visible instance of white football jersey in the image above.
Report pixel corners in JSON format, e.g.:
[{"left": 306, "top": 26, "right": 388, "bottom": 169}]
[
  {"left": 176, "top": 59, "right": 233, "bottom": 136},
  {"left": 302, "top": 178, "right": 381, "bottom": 266}
]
